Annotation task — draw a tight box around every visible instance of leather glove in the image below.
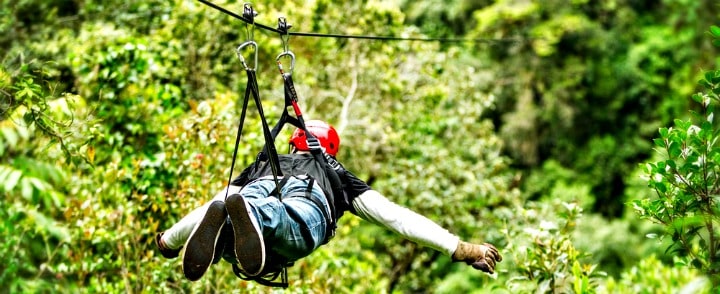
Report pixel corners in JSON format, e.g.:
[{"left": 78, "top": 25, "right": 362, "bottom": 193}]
[
  {"left": 451, "top": 241, "right": 502, "bottom": 274},
  {"left": 156, "top": 232, "right": 181, "bottom": 259}
]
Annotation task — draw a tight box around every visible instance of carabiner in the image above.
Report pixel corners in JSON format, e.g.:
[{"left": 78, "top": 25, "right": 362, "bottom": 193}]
[
  {"left": 276, "top": 51, "right": 295, "bottom": 75},
  {"left": 236, "top": 41, "right": 258, "bottom": 71}
]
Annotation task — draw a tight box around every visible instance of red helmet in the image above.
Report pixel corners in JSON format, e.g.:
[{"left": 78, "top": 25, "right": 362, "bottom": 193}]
[{"left": 289, "top": 120, "right": 340, "bottom": 156}]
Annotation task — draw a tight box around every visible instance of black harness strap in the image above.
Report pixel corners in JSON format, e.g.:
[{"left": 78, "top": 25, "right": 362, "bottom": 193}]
[
  {"left": 232, "top": 262, "right": 288, "bottom": 288},
  {"left": 224, "top": 64, "right": 252, "bottom": 200},
  {"left": 228, "top": 40, "right": 284, "bottom": 200},
  {"left": 269, "top": 176, "right": 291, "bottom": 197},
  {"left": 301, "top": 178, "right": 332, "bottom": 242},
  {"left": 248, "top": 69, "right": 284, "bottom": 193}
]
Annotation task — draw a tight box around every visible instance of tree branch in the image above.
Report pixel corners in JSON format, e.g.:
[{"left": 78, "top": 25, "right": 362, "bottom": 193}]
[{"left": 336, "top": 46, "right": 359, "bottom": 135}]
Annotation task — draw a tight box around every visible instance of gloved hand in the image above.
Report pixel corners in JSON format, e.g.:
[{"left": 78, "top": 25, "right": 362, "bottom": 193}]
[
  {"left": 451, "top": 241, "right": 502, "bottom": 274},
  {"left": 156, "top": 232, "right": 181, "bottom": 259}
]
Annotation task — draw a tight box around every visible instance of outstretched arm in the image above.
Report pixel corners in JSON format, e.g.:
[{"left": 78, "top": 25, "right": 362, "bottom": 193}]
[
  {"left": 352, "top": 189, "right": 459, "bottom": 255},
  {"left": 351, "top": 189, "right": 502, "bottom": 274}
]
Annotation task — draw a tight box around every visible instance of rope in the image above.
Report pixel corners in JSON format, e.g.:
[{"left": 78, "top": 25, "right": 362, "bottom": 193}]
[{"left": 195, "top": 0, "right": 517, "bottom": 44}]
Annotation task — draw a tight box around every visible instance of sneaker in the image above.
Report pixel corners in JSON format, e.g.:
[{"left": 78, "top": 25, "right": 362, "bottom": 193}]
[
  {"left": 182, "top": 200, "right": 227, "bottom": 281},
  {"left": 225, "top": 193, "right": 265, "bottom": 277}
]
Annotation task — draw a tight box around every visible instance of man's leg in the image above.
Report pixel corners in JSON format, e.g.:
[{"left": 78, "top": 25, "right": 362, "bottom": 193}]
[
  {"left": 156, "top": 185, "right": 242, "bottom": 281},
  {"left": 225, "top": 193, "right": 265, "bottom": 276},
  {"left": 182, "top": 200, "right": 227, "bottom": 281},
  {"left": 157, "top": 186, "right": 242, "bottom": 251},
  {"left": 226, "top": 177, "right": 330, "bottom": 275}
]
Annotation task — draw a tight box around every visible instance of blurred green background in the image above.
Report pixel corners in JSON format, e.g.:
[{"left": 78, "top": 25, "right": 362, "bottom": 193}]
[{"left": 1, "top": 0, "right": 718, "bottom": 292}]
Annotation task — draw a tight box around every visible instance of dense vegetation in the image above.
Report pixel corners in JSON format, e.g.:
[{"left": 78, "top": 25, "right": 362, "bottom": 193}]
[{"left": 1, "top": 0, "right": 718, "bottom": 292}]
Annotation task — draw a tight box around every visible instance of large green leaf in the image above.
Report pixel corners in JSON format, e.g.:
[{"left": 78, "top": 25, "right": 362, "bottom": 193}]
[{"left": 3, "top": 168, "right": 22, "bottom": 192}]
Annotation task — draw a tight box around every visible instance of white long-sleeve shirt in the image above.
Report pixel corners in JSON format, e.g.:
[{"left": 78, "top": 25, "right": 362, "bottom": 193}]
[{"left": 352, "top": 189, "right": 459, "bottom": 256}]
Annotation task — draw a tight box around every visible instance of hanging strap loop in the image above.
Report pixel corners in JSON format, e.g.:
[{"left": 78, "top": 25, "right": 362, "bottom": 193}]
[
  {"left": 233, "top": 261, "right": 289, "bottom": 288},
  {"left": 226, "top": 40, "right": 283, "bottom": 200},
  {"left": 246, "top": 69, "right": 284, "bottom": 197}
]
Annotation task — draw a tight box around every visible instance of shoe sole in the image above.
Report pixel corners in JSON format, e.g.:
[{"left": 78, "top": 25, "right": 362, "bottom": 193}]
[
  {"left": 225, "top": 193, "right": 265, "bottom": 277},
  {"left": 182, "top": 201, "right": 227, "bottom": 281}
]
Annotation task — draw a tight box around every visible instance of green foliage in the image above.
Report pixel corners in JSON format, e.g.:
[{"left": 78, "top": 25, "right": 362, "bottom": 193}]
[
  {"left": 400, "top": 0, "right": 492, "bottom": 37},
  {"left": 0, "top": 61, "right": 88, "bottom": 161},
  {"left": 470, "top": 0, "right": 715, "bottom": 218},
  {"left": 504, "top": 200, "right": 605, "bottom": 293},
  {"left": 601, "top": 255, "right": 710, "bottom": 294},
  {"left": 3, "top": 0, "right": 720, "bottom": 292},
  {"left": 0, "top": 62, "right": 84, "bottom": 292},
  {"left": 638, "top": 65, "right": 720, "bottom": 288},
  {"left": 572, "top": 214, "right": 667, "bottom": 279},
  {"left": 69, "top": 30, "right": 187, "bottom": 163},
  {"left": 523, "top": 160, "right": 594, "bottom": 210}
]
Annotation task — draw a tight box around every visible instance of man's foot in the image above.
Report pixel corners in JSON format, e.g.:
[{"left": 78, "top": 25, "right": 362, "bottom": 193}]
[
  {"left": 155, "top": 232, "right": 181, "bottom": 259},
  {"left": 182, "top": 201, "right": 227, "bottom": 281},
  {"left": 225, "top": 193, "right": 265, "bottom": 277}
]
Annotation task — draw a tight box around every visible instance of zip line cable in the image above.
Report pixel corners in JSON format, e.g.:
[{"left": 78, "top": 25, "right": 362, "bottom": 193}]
[{"left": 195, "top": 0, "right": 517, "bottom": 43}]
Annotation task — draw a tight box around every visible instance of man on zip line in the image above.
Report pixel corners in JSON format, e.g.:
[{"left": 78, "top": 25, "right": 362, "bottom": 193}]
[{"left": 155, "top": 120, "right": 502, "bottom": 283}]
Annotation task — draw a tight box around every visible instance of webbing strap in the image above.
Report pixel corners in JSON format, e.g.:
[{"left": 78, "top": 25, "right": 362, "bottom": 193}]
[
  {"left": 226, "top": 41, "right": 283, "bottom": 200},
  {"left": 232, "top": 262, "right": 288, "bottom": 288},
  {"left": 256, "top": 60, "right": 339, "bottom": 241},
  {"left": 266, "top": 73, "right": 305, "bottom": 141},
  {"left": 224, "top": 68, "right": 252, "bottom": 200},
  {"left": 303, "top": 178, "right": 332, "bottom": 241},
  {"left": 224, "top": 9, "right": 290, "bottom": 289},
  {"left": 227, "top": 68, "right": 290, "bottom": 288},
  {"left": 247, "top": 70, "right": 284, "bottom": 195},
  {"left": 269, "top": 177, "right": 290, "bottom": 199}
]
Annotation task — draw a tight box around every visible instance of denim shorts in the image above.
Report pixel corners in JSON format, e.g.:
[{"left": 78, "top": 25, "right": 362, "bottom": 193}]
[{"left": 239, "top": 176, "right": 330, "bottom": 262}]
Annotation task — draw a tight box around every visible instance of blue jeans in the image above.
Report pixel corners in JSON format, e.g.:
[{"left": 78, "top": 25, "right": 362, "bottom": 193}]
[{"left": 238, "top": 176, "right": 329, "bottom": 262}]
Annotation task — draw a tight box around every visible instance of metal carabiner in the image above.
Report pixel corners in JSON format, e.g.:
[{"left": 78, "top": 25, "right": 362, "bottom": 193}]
[
  {"left": 276, "top": 51, "right": 295, "bottom": 76},
  {"left": 236, "top": 41, "right": 258, "bottom": 71}
]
